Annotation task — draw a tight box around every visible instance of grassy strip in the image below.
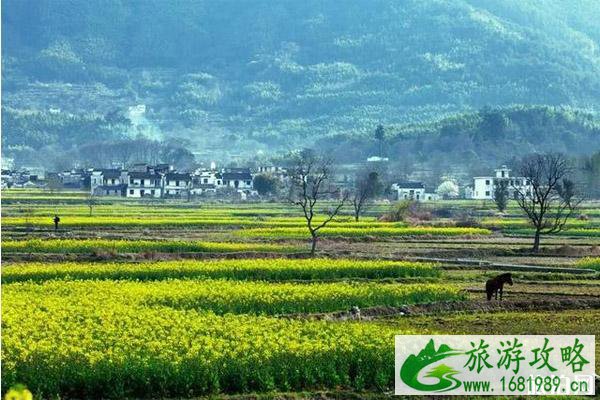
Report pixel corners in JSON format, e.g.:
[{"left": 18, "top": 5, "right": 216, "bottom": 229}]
[
  {"left": 505, "top": 228, "right": 600, "bottom": 237},
  {"left": 237, "top": 226, "right": 491, "bottom": 238},
  {"left": 2, "top": 216, "right": 268, "bottom": 227},
  {"left": 1, "top": 239, "right": 299, "bottom": 254},
  {"left": 482, "top": 218, "right": 597, "bottom": 229},
  {"left": 576, "top": 257, "right": 600, "bottom": 271},
  {"left": 3, "top": 209, "right": 297, "bottom": 217},
  {"left": 1, "top": 259, "right": 440, "bottom": 283},
  {"left": 1, "top": 216, "right": 400, "bottom": 229}
]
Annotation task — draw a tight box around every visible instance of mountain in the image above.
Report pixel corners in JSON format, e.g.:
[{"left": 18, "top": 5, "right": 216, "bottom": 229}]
[{"left": 2, "top": 0, "right": 600, "bottom": 169}]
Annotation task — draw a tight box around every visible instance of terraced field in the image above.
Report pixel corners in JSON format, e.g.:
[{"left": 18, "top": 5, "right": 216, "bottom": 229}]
[{"left": 1, "top": 189, "right": 599, "bottom": 398}]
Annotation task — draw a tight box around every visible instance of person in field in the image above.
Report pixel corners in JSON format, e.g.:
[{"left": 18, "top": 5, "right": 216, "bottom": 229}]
[
  {"left": 486, "top": 273, "right": 513, "bottom": 301},
  {"left": 53, "top": 215, "right": 60, "bottom": 231}
]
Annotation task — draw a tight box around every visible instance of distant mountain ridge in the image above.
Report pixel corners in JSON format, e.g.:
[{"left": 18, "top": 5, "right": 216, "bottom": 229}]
[{"left": 2, "top": 0, "right": 600, "bottom": 166}]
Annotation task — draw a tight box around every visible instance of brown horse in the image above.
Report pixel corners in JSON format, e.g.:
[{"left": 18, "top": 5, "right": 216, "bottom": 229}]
[{"left": 486, "top": 273, "right": 513, "bottom": 301}]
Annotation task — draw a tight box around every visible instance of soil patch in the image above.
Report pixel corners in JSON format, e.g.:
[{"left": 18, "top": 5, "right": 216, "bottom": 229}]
[{"left": 289, "top": 297, "right": 600, "bottom": 321}]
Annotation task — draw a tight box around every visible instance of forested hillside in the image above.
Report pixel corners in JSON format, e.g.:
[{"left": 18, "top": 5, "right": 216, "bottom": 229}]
[{"left": 2, "top": 0, "right": 600, "bottom": 169}]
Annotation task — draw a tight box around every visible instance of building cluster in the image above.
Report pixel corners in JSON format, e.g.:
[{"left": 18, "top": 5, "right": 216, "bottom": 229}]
[
  {"left": 90, "top": 163, "right": 261, "bottom": 199},
  {"left": 1, "top": 163, "right": 277, "bottom": 199},
  {"left": 2, "top": 161, "right": 533, "bottom": 203},
  {"left": 1, "top": 168, "right": 46, "bottom": 189},
  {"left": 391, "top": 165, "right": 533, "bottom": 202}
]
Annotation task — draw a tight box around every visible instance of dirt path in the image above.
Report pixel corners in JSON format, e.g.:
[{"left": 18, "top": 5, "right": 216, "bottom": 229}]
[
  {"left": 412, "top": 256, "right": 597, "bottom": 274},
  {"left": 289, "top": 297, "right": 600, "bottom": 321}
]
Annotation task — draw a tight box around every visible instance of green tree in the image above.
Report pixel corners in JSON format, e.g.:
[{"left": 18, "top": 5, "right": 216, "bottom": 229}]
[
  {"left": 493, "top": 180, "right": 509, "bottom": 212},
  {"left": 374, "top": 124, "right": 385, "bottom": 158},
  {"left": 253, "top": 174, "right": 278, "bottom": 196},
  {"left": 479, "top": 107, "right": 508, "bottom": 141}
]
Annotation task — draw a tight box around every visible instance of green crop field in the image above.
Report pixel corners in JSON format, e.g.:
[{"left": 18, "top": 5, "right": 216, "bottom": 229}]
[
  {"left": 1, "top": 189, "right": 599, "bottom": 398},
  {"left": 5, "top": 279, "right": 465, "bottom": 315},
  {"left": 1, "top": 239, "right": 300, "bottom": 254},
  {"left": 1, "top": 259, "right": 440, "bottom": 283},
  {"left": 2, "top": 294, "right": 409, "bottom": 397}
]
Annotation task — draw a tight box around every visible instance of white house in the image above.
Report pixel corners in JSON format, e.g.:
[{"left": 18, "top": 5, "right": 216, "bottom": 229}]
[
  {"left": 194, "top": 169, "right": 222, "bottom": 186},
  {"left": 164, "top": 173, "right": 192, "bottom": 196},
  {"left": 220, "top": 168, "right": 253, "bottom": 189},
  {"left": 59, "top": 169, "right": 87, "bottom": 189},
  {"left": 90, "top": 169, "right": 128, "bottom": 196},
  {"left": 391, "top": 181, "right": 438, "bottom": 202},
  {"left": 256, "top": 165, "right": 288, "bottom": 183},
  {"left": 127, "top": 171, "right": 163, "bottom": 198},
  {"left": 257, "top": 165, "right": 286, "bottom": 175},
  {"left": 190, "top": 168, "right": 222, "bottom": 195},
  {"left": 472, "top": 165, "right": 532, "bottom": 200}
]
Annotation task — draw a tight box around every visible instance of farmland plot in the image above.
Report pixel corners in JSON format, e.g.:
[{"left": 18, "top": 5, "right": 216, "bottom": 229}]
[{"left": 1, "top": 190, "right": 599, "bottom": 398}]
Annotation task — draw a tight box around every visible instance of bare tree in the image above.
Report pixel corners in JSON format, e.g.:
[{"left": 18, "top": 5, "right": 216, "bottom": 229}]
[
  {"left": 351, "top": 171, "right": 381, "bottom": 221},
  {"left": 86, "top": 193, "right": 97, "bottom": 216},
  {"left": 288, "top": 151, "right": 347, "bottom": 256},
  {"left": 513, "top": 153, "right": 580, "bottom": 252}
]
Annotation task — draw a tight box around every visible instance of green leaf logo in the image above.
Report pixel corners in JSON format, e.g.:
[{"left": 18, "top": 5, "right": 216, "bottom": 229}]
[{"left": 400, "top": 339, "right": 464, "bottom": 392}]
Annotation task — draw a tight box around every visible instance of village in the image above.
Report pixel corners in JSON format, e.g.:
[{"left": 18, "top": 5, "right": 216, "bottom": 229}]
[{"left": 1, "top": 159, "right": 532, "bottom": 202}]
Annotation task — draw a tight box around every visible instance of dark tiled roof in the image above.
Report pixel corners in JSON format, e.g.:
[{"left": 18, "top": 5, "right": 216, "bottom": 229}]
[
  {"left": 395, "top": 181, "right": 424, "bottom": 189},
  {"left": 223, "top": 167, "right": 250, "bottom": 173},
  {"left": 102, "top": 169, "right": 122, "bottom": 179},
  {"left": 222, "top": 172, "right": 252, "bottom": 180},
  {"left": 129, "top": 172, "right": 161, "bottom": 179},
  {"left": 165, "top": 173, "right": 191, "bottom": 181}
]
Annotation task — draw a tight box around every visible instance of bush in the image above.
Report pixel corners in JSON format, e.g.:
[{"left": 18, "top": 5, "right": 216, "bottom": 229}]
[
  {"left": 379, "top": 200, "right": 413, "bottom": 222},
  {"left": 454, "top": 211, "right": 482, "bottom": 228}
]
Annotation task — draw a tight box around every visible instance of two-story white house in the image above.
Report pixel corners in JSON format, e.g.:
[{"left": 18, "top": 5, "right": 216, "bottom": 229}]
[
  {"left": 194, "top": 169, "right": 222, "bottom": 186},
  {"left": 164, "top": 173, "right": 192, "bottom": 196},
  {"left": 127, "top": 171, "right": 163, "bottom": 198},
  {"left": 221, "top": 168, "right": 253, "bottom": 189},
  {"left": 59, "top": 169, "right": 88, "bottom": 189},
  {"left": 472, "top": 165, "right": 532, "bottom": 200},
  {"left": 190, "top": 168, "right": 222, "bottom": 195},
  {"left": 256, "top": 165, "right": 288, "bottom": 182},
  {"left": 90, "top": 169, "right": 128, "bottom": 196}
]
